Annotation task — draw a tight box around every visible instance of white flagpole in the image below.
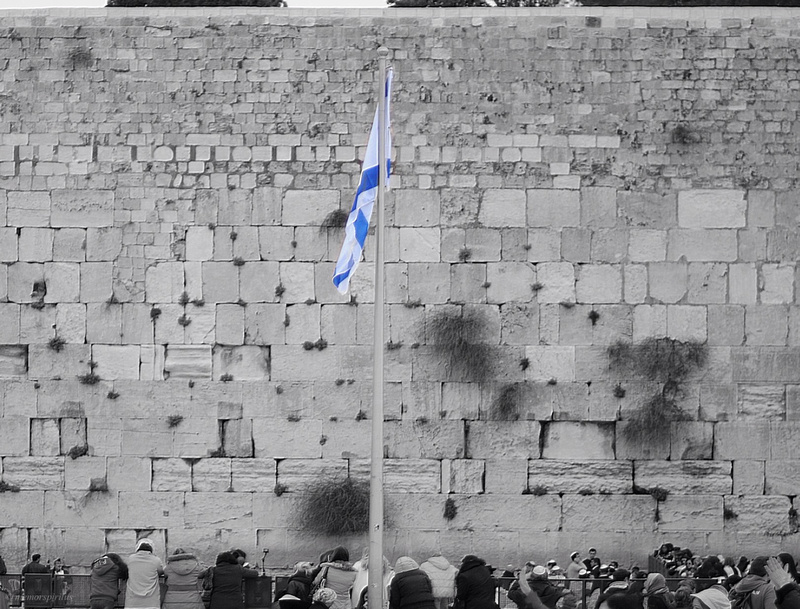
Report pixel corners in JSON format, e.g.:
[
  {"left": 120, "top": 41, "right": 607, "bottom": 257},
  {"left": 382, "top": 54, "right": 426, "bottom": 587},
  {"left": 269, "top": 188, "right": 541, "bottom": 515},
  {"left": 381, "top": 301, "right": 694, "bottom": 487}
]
[{"left": 368, "top": 46, "right": 389, "bottom": 609}]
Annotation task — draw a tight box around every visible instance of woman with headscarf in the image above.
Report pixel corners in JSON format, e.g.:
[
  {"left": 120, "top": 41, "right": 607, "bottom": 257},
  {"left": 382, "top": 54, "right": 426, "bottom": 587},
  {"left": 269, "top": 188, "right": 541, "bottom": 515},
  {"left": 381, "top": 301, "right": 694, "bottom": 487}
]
[
  {"left": 163, "top": 548, "right": 205, "bottom": 609},
  {"left": 313, "top": 547, "right": 356, "bottom": 609},
  {"left": 642, "top": 574, "right": 674, "bottom": 609},
  {"left": 689, "top": 584, "right": 730, "bottom": 609},
  {"left": 388, "top": 557, "right": 436, "bottom": 609},
  {"left": 454, "top": 555, "right": 498, "bottom": 609},
  {"left": 203, "top": 551, "right": 259, "bottom": 609},
  {"left": 124, "top": 539, "right": 165, "bottom": 609}
]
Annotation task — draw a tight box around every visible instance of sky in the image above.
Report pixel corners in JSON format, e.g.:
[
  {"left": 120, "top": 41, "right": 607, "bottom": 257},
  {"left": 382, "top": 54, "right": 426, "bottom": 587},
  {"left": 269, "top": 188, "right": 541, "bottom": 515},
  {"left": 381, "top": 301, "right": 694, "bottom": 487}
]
[{"left": 0, "top": 0, "right": 386, "bottom": 10}]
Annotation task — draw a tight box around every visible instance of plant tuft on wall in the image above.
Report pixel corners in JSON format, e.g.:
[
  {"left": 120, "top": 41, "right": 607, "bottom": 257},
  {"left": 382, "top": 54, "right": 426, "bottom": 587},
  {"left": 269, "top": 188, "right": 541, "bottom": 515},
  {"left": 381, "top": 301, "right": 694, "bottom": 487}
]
[
  {"left": 494, "top": 383, "right": 521, "bottom": 420},
  {"left": 443, "top": 497, "right": 458, "bottom": 520},
  {"left": 0, "top": 480, "right": 21, "bottom": 493},
  {"left": 427, "top": 308, "right": 492, "bottom": 382},
  {"left": 298, "top": 477, "right": 370, "bottom": 535},
  {"left": 320, "top": 208, "right": 349, "bottom": 233}
]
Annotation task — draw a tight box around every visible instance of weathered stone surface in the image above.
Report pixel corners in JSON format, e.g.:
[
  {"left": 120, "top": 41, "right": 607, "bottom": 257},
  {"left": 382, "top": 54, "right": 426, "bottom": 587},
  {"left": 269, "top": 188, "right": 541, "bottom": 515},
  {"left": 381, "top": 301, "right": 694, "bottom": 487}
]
[
  {"left": 658, "top": 495, "right": 722, "bottom": 532},
  {"left": 352, "top": 458, "right": 441, "bottom": 493},
  {"left": 384, "top": 419, "right": 465, "bottom": 459},
  {"left": 3, "top": 457, "right": 64, "bottom": 490},
  {"left": 117, "top": 491, "right": 185, "bottom": 528},
  {"left": 670, "top": 422, "right": 713, "bottom": 460},
  {"left": 737, "top": 384, "right": 785, "bottom": 420},
  {"left": 467, "top": 421, "right": 540, "bottom": 459},
  {"left": 0, "top": 345, "right": 27, "bottom": 377},
  {"left": 480, "top": 190, "right": 526, "bottom": 227},
  {"left": 733, "top": 460, "right": 765, "bottom": 495},
  {"left": 678, "top": 190, "right": 746, "bottom": 229},
  {"left": 43, "top": 490, "right": 118, "bottom": 527},
  {"left": 92, "top": 345, "right": 140, "bottom": 381},
  {"left": 765, "top": 460, "right": 800, "bottom": 496},
  {"left": 0, "top": 491, "right": 45, "bottom": 527},
  {"left": 51, "top": 190, "right": 114, "bottom": 227},
  {"left": 485, "top": 458, "right": 528, "bottom": 495},
  {"left": 542, "top": 422, "right": 614, "bottom": 460},
  {"left": 732, "top": 348, "right": 800, "bottom": 382},
  {"left": 213, "top": 346, "right": 269, "bottom": 381},
  {"left": 231, "top": 458, "right": 275, "bottom": 493},
  {"left": 723, "top": 495, "right": 793, "bottom": 535},
  {"left": 634, "top": 461, "right": 732, "bottom": 495},
  {"left": 252, "top": 418, "right": 322, "bottom": 459},
  {"left": 562, "top": 494, "right": 655, "bottom": 532},
  {"left": 152, "top": 458, "right": 192, "bottom": 492},
  {"left": 275, "top": 458, "right": 348, "bottom": 493},
  {"left": 106, "top": 457, "right": 151, "bottom": 492},
  {"left": 528, "top": 460, "right": 632, "bottom": 494},
  {"left": 164, "top": 345, "right": 212, "bottom": 379},
  {"left": 443, "top": 459, "right": 484, "bottom": 494}
]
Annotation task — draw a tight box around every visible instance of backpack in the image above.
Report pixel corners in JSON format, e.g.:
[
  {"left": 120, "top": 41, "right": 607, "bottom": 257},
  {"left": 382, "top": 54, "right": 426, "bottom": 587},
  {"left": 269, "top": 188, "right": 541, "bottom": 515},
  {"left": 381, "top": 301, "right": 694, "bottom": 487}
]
[{"left": 729, "top": 588, "right": 753, "bottom": 609}]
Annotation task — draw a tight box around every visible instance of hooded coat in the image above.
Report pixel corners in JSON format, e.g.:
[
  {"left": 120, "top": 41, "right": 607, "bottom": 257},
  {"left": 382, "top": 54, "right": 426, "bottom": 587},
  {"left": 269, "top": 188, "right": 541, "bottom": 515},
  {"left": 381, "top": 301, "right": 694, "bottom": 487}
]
[
  {"left": 90, "top": 555, "right": 128, "bottom": 604},
  {"left": 206, "top": 553, "right": 259, "bottom": 609},
  {"left": 389, "top": 562, "right": 436, "bottom": 609},
  {"left": 420, "top": 557, "right": 457, "bottom": 600},
  {"left": 163, "top": 553, "right": 205, "bottom": 609},
  {"left": 732, "top": 573, "right": 776, "bottom": 609},
  {"left": 690, "top": 585, "right": 731, "bottom": 609},
  {"left": 314, "top": 548, "right": 356, "bottom": 609},
  {"left": 455, "top": 556, "right": 498, "bottom": 609},
  {"left": 125, "top": 549, "right": 164, "bottom": 609}
]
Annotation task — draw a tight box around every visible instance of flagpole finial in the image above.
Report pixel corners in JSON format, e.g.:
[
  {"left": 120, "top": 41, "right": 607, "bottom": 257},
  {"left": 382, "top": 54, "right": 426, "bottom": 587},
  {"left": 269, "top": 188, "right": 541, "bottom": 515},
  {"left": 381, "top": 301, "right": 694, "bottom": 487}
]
[{"left": 378, "top": 46, "right": 389, "bottom": 58}]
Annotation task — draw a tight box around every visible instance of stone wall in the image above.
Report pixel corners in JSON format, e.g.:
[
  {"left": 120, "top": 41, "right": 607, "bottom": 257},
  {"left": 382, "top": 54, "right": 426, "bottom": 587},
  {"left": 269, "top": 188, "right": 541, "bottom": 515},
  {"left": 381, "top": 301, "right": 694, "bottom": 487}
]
[{"left": 0, "top": 6, "right": 800, "bottom": 570}]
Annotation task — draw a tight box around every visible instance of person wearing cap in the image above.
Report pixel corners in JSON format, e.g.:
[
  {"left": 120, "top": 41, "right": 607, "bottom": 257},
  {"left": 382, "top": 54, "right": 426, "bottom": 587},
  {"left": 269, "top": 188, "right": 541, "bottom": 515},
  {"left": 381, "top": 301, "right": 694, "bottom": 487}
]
[
  {"left": 509, "top": 566, "right": 573, "bottom": 609},
  {"left": 125, "top": 539, "right": 165, "bottom": 609},
  {"left": 595, "top": 570, "right": 638, "bottom": 609},
  {"left": 389, "top": 557, "right": 436, "bottom": 609},
  {"left": 730, "top": 557, "right": 776, "bottom": 609},
  {"left": 455, "top": 555, "right": 499, "bottom": 609},
  {"left": 584, "top": 551, "right": 601, "bottom": 577}
]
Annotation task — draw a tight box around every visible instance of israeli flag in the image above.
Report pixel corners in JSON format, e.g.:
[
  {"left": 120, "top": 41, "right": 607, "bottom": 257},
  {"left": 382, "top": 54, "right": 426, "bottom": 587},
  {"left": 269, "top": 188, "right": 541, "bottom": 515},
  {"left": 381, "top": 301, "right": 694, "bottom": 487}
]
[{"left": 332, "top": 69, "right": 393, "bottom": 294}]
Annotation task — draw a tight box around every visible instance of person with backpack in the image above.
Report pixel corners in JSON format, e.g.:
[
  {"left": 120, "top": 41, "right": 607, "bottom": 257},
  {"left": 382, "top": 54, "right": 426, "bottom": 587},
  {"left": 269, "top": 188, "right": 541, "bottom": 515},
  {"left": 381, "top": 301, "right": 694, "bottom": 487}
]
[{"left": 730, "top": 557, "right": 776, "bottom": 609}]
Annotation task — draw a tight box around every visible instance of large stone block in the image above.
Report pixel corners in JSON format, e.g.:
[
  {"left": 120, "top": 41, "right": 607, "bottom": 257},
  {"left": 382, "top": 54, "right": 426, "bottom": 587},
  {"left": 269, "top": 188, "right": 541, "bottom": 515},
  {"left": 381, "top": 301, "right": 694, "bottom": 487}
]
[
  {"left": 0, "top": 345, "right": 27, "bottom": 377},
  {"left": 120, "top": 418, "right": 173, "bottom": 457},
  {"left": 745, "top": 306, "right": 789, "bottom": 346},
  {"left": 467, "top": 421, "right": 540, "bottom": 460},
  {"left": 657, "top": 495, "right": 723, "bottom": 532},
  {"left": 384, "top": 419, "right": 465, "bottom": 459},
  {"left": 576, "top": 265, "right": 622, "bottom": 304},
  {"left": 275, "top": 458, "right": 348, "bottom": 493},
  {"left": 670, "top": 421, "right": 713, "bottom": 460},
  {"left": 535, "top": 262, "right": 575, "bottom": 304},
  {"left": 0, "top": 491, "right": 45, "bottom": 527},
  {"left": 281, "top": 189, "right": 339, "bottom": 226},
  {"left": 723, "top": 495, "right": 793, "bottom": 535},
  {"left": 480, "top": 190, "right": 526, "bottom": 227},
  {"left": 7, "top": 192, "right": 50, "bottom": 227},
  {"left": 618, "top": 191, "right": 676, "bottom": 229},
  {"left": 51, "top": 190, "right": 114, "bottom": 227},
  {"left": 253, "top": 418, "right": 322, "bottom": 459},
  {"left": 714, "top": 422, "right": 770, "bottom": 459},
  {"left": 446, "top": 494, "right": 562, "bottom": 532},
  {"left": 668, "top": 230, "right": 737, "bottom": 262},
  {"left": 524, "top": 346, "right": 575, "bottom": 382},
  {"left": 733, "top": 460, "right": 765, "bottom": 495},
  {"left": 31, "top": 418, "right": 60, "bottom": 456},
  {"left": 486, "top": 262, "right": 535, "bottom": 304},
  {"left": 43, "top": 490, "right": 118, "bottom": 528},
  {"left": 213, "top": 346, "right": 269, "bottom": 381},
  {"left": 184, "top": 492, "right": 254, "bottom": 528},
  {"left": 634, "top": 461, "right": 731, "bottom": 495},
  {"left": 0, "top": 415, "right": 30, "bottom": 455},
  {"left": 528, "top": 190, "right": 580, "bottom": 228},
  {"left": 485, "top": 458, "right": 528, "bottom": 495},
  {"left": 528, "top": 460, "right": 632, "bottom": 494},
  {"left": 28, "top": 344, "right": 91, "bottom": 381},
  {"left": 542, "top": 422, "right": 614, "bottom": 460},
  {"left": 319, "top": 420, "right": 372, "bottom": 459},
  {"left": 152, "top": 458, "right": 192, "bottom": 492},
  {"left": 92, "top": 345, "right": 140, "bottom": 381},
  {"left": 118, "top": 491, "right": 185, "bottom": 528},
  {"left": 0, "top": 304, "right": 21, "bottom": 344},
  {"left": 443, "top": 459, "right": 484, "bottom": 494},
  {"left": 106, "top": 457, "right": 151, "bottom": 492},
  {"left": 191, "top": 459, "right": 232, "bottom": 492},
  {"left": 3, "top": 457, "right": 64, "bottom": 490},
  {"left": 765, "top": 460, "right": 800, "bottom": 496},
  {"left": 395, "top": 190, "right": 441, "bottom": 227},
  {"left": 351, "top": 458, "right": 441, "bottom": 493},
  {"left": 732, "top": 348, "right": 800, "bottom": 382},
  {"left": 678, "top": 190, "right": 746, "bottom": 229},
  {"left": 164, "top": 345, "right": 212, "bottom": 380},
  {"left": 648, "top": 263, "right": 686, "bottom": 304},
  {"left": 231, "top": 458, "right": 275, "bottom": 493},
  {"left": 737, "top": 384, "right": 785, "bottom": 420},
  {"left": 562, "top": 494, "right": 655, "bottom": 532}
]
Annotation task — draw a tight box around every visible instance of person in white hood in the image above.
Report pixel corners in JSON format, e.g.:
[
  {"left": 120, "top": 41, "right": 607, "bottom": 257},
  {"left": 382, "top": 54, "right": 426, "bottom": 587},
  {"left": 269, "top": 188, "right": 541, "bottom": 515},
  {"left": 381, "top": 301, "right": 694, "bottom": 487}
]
[
  {"left": 125, "top": 539, "right": 165, "bottom": 609},
  {"left": 419, "top": 556, "right": 457, "bottom": 609}
]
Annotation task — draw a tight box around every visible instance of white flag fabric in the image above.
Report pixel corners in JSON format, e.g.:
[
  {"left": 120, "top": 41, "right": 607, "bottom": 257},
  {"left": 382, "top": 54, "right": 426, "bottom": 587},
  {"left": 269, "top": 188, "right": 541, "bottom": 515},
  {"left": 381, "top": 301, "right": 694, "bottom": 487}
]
[{"left": 332, "top": 69, "right": 393, "bottom": 294}]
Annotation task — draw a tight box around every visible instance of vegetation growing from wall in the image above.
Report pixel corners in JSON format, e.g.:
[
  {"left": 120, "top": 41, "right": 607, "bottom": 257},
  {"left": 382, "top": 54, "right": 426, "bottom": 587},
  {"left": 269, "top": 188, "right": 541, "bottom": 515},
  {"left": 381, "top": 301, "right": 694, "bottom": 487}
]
[
  {"left": 427, "top": 308, "right": 492, "bottom": 382},
  {"left": 298, "top": 477, "right": 371, "bottom": 535}
]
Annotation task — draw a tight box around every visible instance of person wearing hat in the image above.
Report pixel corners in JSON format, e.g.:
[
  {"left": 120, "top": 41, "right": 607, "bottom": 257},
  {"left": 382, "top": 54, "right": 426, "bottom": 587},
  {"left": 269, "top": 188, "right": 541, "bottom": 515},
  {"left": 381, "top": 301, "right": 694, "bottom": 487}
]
[
  {"left": 595, "top": 570, "right": 638, "bottom": 609},
  {"left": 509, "top": 566, "right": 573, "bottom": 609},
  {"left": 125, "top": 540, "right": 165, "bottom": 609},
  {"left": 455, "top": 555, "right": 499, "bottom": 609},
  {"left": 730, "top": 557, "right": 776, "bottom": 609},
  {"left": 162, "top": 548, "right": 205, "bottom": 609},
  {"left": 389, "top": 557, "right": 436, "bottom": 609}
]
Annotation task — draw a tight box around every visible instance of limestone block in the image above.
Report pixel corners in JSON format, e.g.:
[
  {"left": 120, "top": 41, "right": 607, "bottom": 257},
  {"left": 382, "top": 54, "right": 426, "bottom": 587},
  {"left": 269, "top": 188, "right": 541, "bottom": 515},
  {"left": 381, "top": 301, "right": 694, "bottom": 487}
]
[
  {"left": 118, "top": 491, "right": 185, "bottom": 528},
  {"left": 542, "top": 422, "right": 614, "bottom": 460},
  {"left": 730, "top": 264, "right": 757, "bottom": 304},
  {"left": 249, "top": 187, "right": 280, "bottom": 225},
  {"left": 562, "top": 494, "right": 655, "bottom": 533},
  {"left": 657, "top": 495, "right": 722, "bottom": 532},
  {"left": 562, "top": 227, "right": 590, "bottom": 263},
  {"left": 618, "top": 420, "right": 670, "bottom": 459},
  {"left": 668, "top": 230, "right": 737, "bottom": 262},
  {"left": 634, "top": 460, "right": 731, "bottom": 495},
  {"left": 242, "top": 302, "right": 284, "bottom": 346},
  {"left": 282, "top": 189, "right": 339, "bottom": 226},
  {"left": 444, "top": 459, "right": 484, "bottom": 494},
  {"left": 581, "top": 187, "right": 617, "bottom": 228},
  {"left": 184, "top": 492, "right": 254, "bottom": 528},
  {"left": 92, "top": 345, "right": 140, "bottom": 380},
  {"left": 623, "top": 264, "right": 647, "bottom": 304},
  {"left": 164, "top": 345, "right": 212, "bottom": 379},
  {"left": 21, "top": 306, "right": 58, "bottom": 344},
  {"left": 398, "top": 228, "right": 440, "bottom": 262},
  {"left": 628, "top": 230, "right": 666, "bottom": 262},
  {"left": 731, "top": 347, "right": 800, "bottom": 382},
  {"left": 140, "top": 345, "right": 165, "bottom": 382},
  {"left": 214, "top": 346, "right": 269, "bottom": 382},
  {"left": 317, "top": 419, "right": 371, "bottom": 459},
  {"left": 479, "top": 190, "right": 526, "bottom": 227},
  {"left": 0, "top": 526, "right": 31, "bottom": 567},
  {"left": 528, "top": 460, "right": 632, "bottom": 494},
  {"left": 737, "top": 385, "right": 785, "bottom": 420},
  {"left": 106, "top": 457, "right": 151, "bottom": 492},
  {"left": 0, "top": 415, "right": 30, "bottom": 455},
  {"left": 381, "top": 419, "right": 464, "bottom": 459},
  {"left": 669, "top": 421, "right": 713, "bottom": 460},
  {"left": 408, "top": 263, "right": 450, "bottom": 304},
  {"left": 18, "top": 228, "right": 53, "bottom": 262},
  {"left": 120, "top": 418, "right": 173, "bottom": 457},
  {"left": 450, "top": 263, "right": 487, "bottom": 303},
  {"left": 761, "top": 264, "right": 794, "bottom": 304},
  {"left": 724, "top": 495, "right": 793, "bottom": 535},
  {"left": 350, "top": 458, "right": 441, "bottom": 493},
  {"left": 231, "top": 458, "right": 276, "bottom": 492},
  {"left": 60, "top": 418, "right": 87, "bottom": 458},
  {"left": 528, "top": 189, "right": 580, "bottom": 228},
  {"left": 486, "top": 262, "right": 535, "bottom": 304},
  {"left": 170, "top": 417, "right": 219, "bottom": 458},
  {"left": 666, "top": 305, "right": 707, "bottom": 342},
  {"left": 80, "top": 263, "right": 113, "bottom": 303},
  {"left": 43, "top": 490, "right": 118, "bottom": 529},
  {"left": 191, "top": 459, "right": 231, "bottom": 492},
  {"left": 765, "top": 460, "right": 800, "bottom": 495},
  {"left": 7, "top": 191, "right": 50, "bottom": 227},
  {"left": 465, "top": 227, "right": 502, "bottom": 262},
  {"left": 0, "top": 345, "right": 27, "bottom": 377},
  {"left": 439, "top": 382, "right": 481, "bottom": 421},
  {"left": 278, "top": 262, "right": 315, "bottom": 303},
  {"left": 678, "top": 190, "right": 746, "bottom": 229},
  {"left": 145, "top": 262, "right": 184, "bottom": 304},
  {"left": 3, "top": 457, "right": 64, "bottom": 490},
  {"left": 535, "top": 262, "right": 575, "bottom": 304},
  {"left": 617, "top": 191, "right": 676, "bottom": 229},
  {"left": 186, "top": 226, "right": 214, "bottom": 261},
  {"left": 54, "top": 303, "right": 86, "bottom": 344},
  {"left": 467, "top": 421, "right": 540, "bottom": 459},
  {"left": 63, "top": 456, "right": 106, "bottom": 492},
  {"left": 715, "top": 422, "right": 770, "bottom": 459},
  {"left": 275, "top": 458, "right": 348, "bottom": 493},
  {"left": 52, "top": 228, "right": 85, "bottom": 262},
  {"left": 648, "top": 263, "right": 686, "bottom": 304},
  {"left": 457, "top": 494, "right": 563, "bottom": 532},
  {"left": 240, "top": 262, "right": 279, "bottom": 303},
  {"left": 0, "top": 491, "right": 45, "bottom": 527},
  {"left": 202, "top": 262, "right": 239, "bottom": 304},
  {"left": 258, "top": 226, "right": 294, "bottom": 262},
  {"left": 51, "top": 189, "right": 114, "bottom": 227},
  {"left": 216, "top": 304, "right": 244, "bottom": 345},
  {"left": 745, "top": 306, "right": 789, "bottom": 346},
  {"left": 222, "top": 418, "right": 253, "bottom": 458},
  {"left": 253, "top": 418, "right": 322, "bottom": 459},
  {"left": 7, "top": 261, "right": 44, "bottom": 303},
  {"left": 685, "top": 262, "right": 727, "bottom": 305},
  {"left": 499, "top": 303, "right": 538, "bottom": 346},
  {"left": 30, "top": 418, "right": 60, "bottom": 456},
  {"left": 707, "top": 305, "right": 744, "bottom": 347},
  {"left": 87, "top": 417, "right": 122, "bottom": 456},
  {"left": 84, "top": 227, "right": 121, "bottom": 261},
  {"left": 747, "top": 190, "right": 775, "bottom": 227},
  {"left": 395, "top": 190, "right": 440, "bottom": 227},
  {"left": 576, "top": 265, "right": 621, "bottom": 304},
  {"left": 0, "top": 303, "right": 20, "bottom": 343},
  {"left": 524, "top": 346, "right": 575, "bottom": 382},
  {"left": 183, "top": 305, "right": 215, "bottom": 345},
  {"left": 733, "top": 460, "right": 765, "bottom": 495},
  {"left": 118, "top": 303, "right": 153, "bottom": 345},
  {"left": 152, "top": 458, "right": 192, "bottom": 491},
  {"left": 152, "top": 304, "right": 186, "bottom": 345}
]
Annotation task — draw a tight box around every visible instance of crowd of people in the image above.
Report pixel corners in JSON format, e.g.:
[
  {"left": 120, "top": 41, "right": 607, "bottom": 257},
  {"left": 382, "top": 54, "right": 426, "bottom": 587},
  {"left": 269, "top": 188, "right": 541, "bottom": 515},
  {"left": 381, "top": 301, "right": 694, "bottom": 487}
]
[{"left": 2, "top": 544, "right": 800, "bottom": 609}]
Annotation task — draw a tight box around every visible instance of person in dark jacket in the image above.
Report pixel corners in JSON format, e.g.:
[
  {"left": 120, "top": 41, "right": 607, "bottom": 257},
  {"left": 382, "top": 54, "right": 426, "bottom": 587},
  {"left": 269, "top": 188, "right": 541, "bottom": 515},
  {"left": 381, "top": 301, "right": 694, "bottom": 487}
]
[
  {"left": 278, "top": 562, "right": 314, "bottom": 609},
  {"left": 163, "top": 549, "right": 205, "bottom": 609},
  {"left": 731, "top": 557, "right": 776, "bottom": 609},
  {"left": 509, "top": 566, "right": 569, "bottom": 609},
  {"left": 766, "top": 556, "right": 800, "bottom": 609},
  {"left": 90, "top": 553, "right": 129, "bottom": 609},
  {"left": 0, "top": 555, "right": 6, "bottom": 576},
  {"left": 204, "top": 552, "right": 259, "bottom": 609},
  {"left": 389, "top": 557, "right": 436, "bottom": 609},
  {"left": 596, "top": 570, "right": 641, "bottom": 609},
  {"left": 22, "top": 555, "right": 50, "bottom": 574},
  {"left": 455, "top": 555, "right": 498, "bottom": 609}
]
